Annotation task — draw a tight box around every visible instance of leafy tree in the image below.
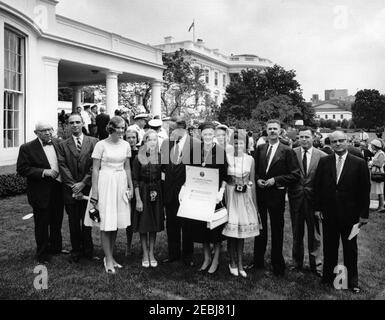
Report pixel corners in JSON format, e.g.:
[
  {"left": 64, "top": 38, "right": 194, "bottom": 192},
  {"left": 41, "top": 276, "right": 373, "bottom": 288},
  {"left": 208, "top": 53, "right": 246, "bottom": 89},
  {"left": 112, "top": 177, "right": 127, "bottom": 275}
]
[
  {"left": 352, "top": 89, "right": 385, "bottom": 129},
  {"left": 161, "top": 49, "right": 208, "bottom": 117},
  {"left": 218, "top": 65, "right": 313, "bottom": 126}
]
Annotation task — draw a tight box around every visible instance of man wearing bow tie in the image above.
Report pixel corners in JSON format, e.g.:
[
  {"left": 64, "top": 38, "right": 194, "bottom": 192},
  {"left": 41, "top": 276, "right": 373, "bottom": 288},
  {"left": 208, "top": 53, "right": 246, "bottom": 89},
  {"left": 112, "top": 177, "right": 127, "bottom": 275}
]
[
  {"left": 57, "top": 113, "right": 98, "bottom": 262},
  {"left": 17, "top": 121, "right": 64, "bottom": 264}
]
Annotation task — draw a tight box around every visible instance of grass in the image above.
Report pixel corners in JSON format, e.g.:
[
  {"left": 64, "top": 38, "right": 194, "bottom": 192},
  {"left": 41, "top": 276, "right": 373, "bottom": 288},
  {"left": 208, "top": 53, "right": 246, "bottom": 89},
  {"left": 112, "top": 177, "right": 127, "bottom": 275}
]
[{"left": 0, "top": 194, "right": 384, "bottom": 300}]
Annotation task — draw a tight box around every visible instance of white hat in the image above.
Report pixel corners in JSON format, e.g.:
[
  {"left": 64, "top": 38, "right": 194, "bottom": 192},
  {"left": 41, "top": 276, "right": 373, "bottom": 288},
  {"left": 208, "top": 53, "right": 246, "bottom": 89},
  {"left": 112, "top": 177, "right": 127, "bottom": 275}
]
[
  {"left": 149, "top": 119, "right": 162, "bottom": 128},
  {"left": 134, "top": 113, "right": 149, "bottom": 120},
  {"left": 371, "top": 139, "right": 382, "bottom": 149}
]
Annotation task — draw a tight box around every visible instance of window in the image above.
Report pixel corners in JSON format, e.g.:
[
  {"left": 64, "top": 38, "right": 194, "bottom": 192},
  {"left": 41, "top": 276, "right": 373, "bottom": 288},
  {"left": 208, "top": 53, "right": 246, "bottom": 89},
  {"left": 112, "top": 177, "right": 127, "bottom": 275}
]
[
  {"left": 325, "top": 115, "right": 328, "bottom": 119},
  {"left": 214, "top": 72, "right": 218, "bottom": 86},
  {"left": 214, "top": 96, "right": 218, "bottom": 105},
  {"left": 333, "top": 114, "right": 336, "bottom": 120},
  {"left": 223, "top": 74, "right": 226, "bottom": 88},
  {"left": 3, "top": 27, "right": 25, "bottom": 148},
  {"left": 204, "top": 70, "right": 209, "bottom": 84},
  {"left": 340, "top": 114, "right": 343, "bottom": 119}
]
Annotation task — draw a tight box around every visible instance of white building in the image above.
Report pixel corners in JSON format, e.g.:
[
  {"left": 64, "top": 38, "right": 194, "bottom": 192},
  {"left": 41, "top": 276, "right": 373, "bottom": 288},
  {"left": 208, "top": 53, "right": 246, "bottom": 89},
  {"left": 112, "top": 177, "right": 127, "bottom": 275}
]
[
  {"left": 155, "top": 37, "right": 273, "bottom": 107},
  {"left": 314, "top": 102, "right": 352, "bottom": 121},
  {"left": 0, "top": 0, "right": 165, "bottom": 166}
]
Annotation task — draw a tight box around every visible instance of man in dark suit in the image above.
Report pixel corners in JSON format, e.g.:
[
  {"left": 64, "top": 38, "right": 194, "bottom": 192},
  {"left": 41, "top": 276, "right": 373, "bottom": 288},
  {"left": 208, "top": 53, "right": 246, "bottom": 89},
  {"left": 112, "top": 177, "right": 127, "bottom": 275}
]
[
  {"left": 17, "top": 121, "right": 64, "bottom": 263},
  {"left": 288, "top": 127, "right": 326, "bottom": 276},
  {"left": 57, "top": 113, "right": 98, "bottom": 262},
  {"left": 252, "top": 119, "right": 300, "bottom": 276},
  {"left": 160, "top": 117, "right": 200, "bottom": 266},
  {"left": 314, "top": 131, "right": 370, "bottom": 293},
  {"left": 95, "top": 106, "right": 110, "bottom": 140}
]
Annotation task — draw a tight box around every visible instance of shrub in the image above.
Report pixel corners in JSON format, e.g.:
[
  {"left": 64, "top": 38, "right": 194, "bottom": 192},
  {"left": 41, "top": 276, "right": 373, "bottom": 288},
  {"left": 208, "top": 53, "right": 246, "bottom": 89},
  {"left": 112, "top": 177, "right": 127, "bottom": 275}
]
[{"left": 0, "top": 173, "right": 27, "bottom": 198}]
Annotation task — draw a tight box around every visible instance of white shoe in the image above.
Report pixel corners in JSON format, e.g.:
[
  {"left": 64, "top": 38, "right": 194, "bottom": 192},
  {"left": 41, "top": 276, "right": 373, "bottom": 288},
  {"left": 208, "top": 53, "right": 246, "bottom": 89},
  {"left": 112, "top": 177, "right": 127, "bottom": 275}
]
[
  {"left": 239, "top": 270, "right": 247, "bottom": 278},
  {"left": 229, "top": 264, "right": 239, "bottom": 277}
]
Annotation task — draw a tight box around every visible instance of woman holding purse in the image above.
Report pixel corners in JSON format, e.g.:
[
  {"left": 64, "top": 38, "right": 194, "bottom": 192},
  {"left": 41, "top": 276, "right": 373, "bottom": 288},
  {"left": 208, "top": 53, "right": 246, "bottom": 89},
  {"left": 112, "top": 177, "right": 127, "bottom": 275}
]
[
  {"left": 369, "top": 139, "right": 385, "bottom": 212},
  {"left": 86, "top": 116, "right": 134, "bottom": 274},
  {"left": 222, "top": 130, "right": 261, "bottom": 278},
  {"left": 132, "top": 130, "right": 164, "bottom": 268}
]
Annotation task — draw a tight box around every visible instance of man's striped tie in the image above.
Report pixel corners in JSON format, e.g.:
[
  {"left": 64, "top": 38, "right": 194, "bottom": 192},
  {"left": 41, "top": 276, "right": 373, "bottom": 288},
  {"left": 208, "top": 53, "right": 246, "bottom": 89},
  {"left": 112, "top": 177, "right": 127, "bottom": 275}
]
[{"left": 76, "top": 137, "right": 82, "bottom": 152}]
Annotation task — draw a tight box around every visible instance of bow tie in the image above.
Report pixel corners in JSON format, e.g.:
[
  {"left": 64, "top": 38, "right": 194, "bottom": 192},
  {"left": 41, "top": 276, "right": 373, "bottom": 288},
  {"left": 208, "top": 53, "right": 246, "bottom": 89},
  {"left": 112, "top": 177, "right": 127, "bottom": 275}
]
[{"left": 43, "top": 141, "right": 53, "bottom": 146}]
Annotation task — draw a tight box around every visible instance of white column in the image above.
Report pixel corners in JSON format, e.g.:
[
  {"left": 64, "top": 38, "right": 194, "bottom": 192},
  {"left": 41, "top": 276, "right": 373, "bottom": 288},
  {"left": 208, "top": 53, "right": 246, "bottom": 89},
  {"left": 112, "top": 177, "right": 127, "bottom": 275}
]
[
  {"left": 72, "top": 86, "right": 82, "bottom": 112},
  {"left": 42, "top": 57, "right": 60, "bottom": 131},
  {"left": 105, "top": 71, "right": 121, "bottom": 117},
  {"left": 151, "top": 80, "right": 162, "bottom": 118}
]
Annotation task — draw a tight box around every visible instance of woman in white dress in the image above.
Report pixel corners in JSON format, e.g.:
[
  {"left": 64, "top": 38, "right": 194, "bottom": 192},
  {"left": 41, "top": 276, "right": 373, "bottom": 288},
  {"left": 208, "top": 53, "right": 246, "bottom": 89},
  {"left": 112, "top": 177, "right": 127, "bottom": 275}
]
[
  {"left": 369, "top": 139, "right": 385, "bottom": 211},
  {"left": 222, "top": 130, "right": 261, "bottom": 278},
  {"left": 87, "top": 116, "right": 134, "bottom": 274}
]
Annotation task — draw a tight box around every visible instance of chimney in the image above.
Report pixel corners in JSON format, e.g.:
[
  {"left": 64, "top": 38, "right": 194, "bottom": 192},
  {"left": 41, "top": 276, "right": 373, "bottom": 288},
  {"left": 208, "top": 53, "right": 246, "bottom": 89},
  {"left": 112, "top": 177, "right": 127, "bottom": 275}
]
[
  {"left": 196, "top": 39, "right": 204, "bottom": 45},
  {"left": 164, "top": 36, "right": 174, "bottom": 44}
]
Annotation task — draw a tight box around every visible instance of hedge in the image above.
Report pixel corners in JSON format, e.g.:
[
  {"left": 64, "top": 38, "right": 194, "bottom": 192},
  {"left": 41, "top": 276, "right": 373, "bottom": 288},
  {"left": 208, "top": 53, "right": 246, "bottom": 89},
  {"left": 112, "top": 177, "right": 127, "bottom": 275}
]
[{"left": 0, "top": 173, "right": 27, "bottom": 198}]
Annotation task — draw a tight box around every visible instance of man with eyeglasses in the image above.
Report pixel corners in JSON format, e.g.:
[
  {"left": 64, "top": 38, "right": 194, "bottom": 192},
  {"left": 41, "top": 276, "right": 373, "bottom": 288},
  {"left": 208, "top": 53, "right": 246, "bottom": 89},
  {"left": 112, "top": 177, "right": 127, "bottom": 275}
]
[
  {"left": 314, "top": 131, "right": 370, "bottom": 294},
  {"left": 17, "top": 121, "right": 65, "bottom": 264},
  {"left": 57, "top": 113, "right": 98, "bottom": 262}
]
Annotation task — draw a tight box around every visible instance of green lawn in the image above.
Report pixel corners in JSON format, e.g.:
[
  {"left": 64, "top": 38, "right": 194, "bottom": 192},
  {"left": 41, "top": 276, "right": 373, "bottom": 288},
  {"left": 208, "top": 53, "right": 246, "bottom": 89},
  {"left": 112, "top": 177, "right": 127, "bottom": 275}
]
[{"left": 0, "top": 195, "right": 384, "bottom": 300}]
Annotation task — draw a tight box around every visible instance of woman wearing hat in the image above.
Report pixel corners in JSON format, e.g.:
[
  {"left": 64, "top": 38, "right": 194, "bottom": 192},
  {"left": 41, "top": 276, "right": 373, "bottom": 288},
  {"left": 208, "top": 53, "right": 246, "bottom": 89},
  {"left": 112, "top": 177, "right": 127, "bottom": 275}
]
[
  {"left": 182, "top": 122, "right": 229, "bottom": 274},
  {"left": 369, "top": 139, "right": 385, "bottom": 211}
]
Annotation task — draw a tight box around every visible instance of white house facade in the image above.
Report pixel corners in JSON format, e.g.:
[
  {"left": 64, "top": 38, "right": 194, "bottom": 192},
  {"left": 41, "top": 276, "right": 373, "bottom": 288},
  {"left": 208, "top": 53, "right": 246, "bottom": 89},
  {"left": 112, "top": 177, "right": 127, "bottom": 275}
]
[
  {"left": 314, "top": 102, "right": 352, "bottom": 121},
  {"left": 0, "top": 0, "right": 165, "bottom": 166},
  {"left": 155, "top": 37, "right": 273, "bottom": 107}
]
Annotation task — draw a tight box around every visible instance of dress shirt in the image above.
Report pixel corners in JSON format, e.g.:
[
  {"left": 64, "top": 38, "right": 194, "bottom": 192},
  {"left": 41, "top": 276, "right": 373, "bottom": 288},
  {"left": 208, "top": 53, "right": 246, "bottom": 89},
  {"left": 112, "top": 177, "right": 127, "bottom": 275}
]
[
  {"left": 72, "top": 134, "right": 84, "bottom": 147},
  {"left": 39, "top": 138, "right": 61, "bottom": 182},
  {"left": 301, "top": 147, "right": 313, "bottom": 175},
  {"left": 336, "top": 151, "right": 348, "bottom": 183},
  {"left": 266, "top": 141, "right": 280, "bottom": 172}
]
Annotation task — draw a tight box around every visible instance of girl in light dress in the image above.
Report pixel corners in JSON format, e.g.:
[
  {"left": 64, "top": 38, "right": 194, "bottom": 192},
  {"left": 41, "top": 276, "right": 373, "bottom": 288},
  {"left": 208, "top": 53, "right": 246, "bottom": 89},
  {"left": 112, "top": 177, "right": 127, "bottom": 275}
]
[
  {"left": 222, "top": 130, "right": 261, "bottom": 278},
  {"left": 86, "top": 116, "right": 134, "bottom": 274}
]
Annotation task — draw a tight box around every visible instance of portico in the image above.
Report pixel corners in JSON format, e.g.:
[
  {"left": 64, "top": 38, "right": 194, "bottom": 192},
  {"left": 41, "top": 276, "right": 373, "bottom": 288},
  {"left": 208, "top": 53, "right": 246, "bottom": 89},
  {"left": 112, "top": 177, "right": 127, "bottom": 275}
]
[{"left": 0, "top": 0, "right": 165, "bottom": 165}]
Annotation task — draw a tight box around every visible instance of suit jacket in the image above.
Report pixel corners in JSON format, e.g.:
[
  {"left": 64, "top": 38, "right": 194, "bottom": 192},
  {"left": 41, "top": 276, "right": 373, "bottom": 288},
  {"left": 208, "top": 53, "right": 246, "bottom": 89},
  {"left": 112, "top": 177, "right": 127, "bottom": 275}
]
[
  {"left": 16, "top": 138, "right": 62, "bottom": 209},
  {"left": 57, "top": 135, "right": 98, "bottom": 204},
  {"left": 95, "top": 113, "right": 110, "bottom": 139},
  {"left": 288, "top": 147, "right": 327, "bottom": 205},
  {"left": 161, "top": 135, "right": 201, "bottom": 204},
  {"left": 254, "top": 142, "right": 300, "bottom": 189},
  {"left": 314, "top": 153, "right": 370, "bottom": 226}
]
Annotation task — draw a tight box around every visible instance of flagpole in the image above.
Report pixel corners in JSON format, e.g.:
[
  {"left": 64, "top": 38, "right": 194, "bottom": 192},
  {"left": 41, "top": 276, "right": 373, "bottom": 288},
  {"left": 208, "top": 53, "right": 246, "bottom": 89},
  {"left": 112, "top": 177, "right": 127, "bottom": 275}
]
[{"left": 193, "top": 19, "right": 195, "bottom": 43}]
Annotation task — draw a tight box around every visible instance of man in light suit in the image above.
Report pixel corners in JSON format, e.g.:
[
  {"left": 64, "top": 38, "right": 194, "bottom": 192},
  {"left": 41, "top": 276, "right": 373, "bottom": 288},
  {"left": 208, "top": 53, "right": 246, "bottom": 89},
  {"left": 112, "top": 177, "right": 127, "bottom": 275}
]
[
  {"left": 252, "top": 119, "right": 300, "bottom": 276},
  {"left": 17, "top": 121, "right": 64, "bottom": 263},
  {"left": 314, "top": 131, "right": 370, "bottom": 293},
  {"left": 57, "top": 113, "right": 98, "bottom": 262},
  {"left": 288, "top": 127, "right": 326, "bottom": 276},
  {"left": 160, "top": 117, "right": 201, "bottom": 266}
]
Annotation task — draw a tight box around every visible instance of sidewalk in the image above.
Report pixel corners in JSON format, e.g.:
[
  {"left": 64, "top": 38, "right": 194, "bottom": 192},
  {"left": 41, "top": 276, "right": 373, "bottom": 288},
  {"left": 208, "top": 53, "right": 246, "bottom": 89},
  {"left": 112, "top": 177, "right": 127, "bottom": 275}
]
[{"left": 0, "top": 165, "right": 16, "bottom": 175}]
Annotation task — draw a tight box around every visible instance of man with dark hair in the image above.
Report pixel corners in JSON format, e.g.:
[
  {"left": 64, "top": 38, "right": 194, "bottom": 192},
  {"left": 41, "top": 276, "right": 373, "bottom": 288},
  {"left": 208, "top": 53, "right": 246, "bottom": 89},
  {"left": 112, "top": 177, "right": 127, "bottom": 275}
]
[
  {"left": 251, "top": 119, "right": 300, "bottom": 276},
  {"left": 95, "top": 106, "right": 110, "bottom": 140},
  {"left": 160, "top": 117, "right": 200, "bottom": 266},
  {"left": 321, "top": 137, "right": 334, "bottom": 155},
  {"left": 88, "top": 105, "right": 98, "bottom": 136},
  {"left": 314, "top": 131, "right": 370, "bottom": 293},
  {"left": 288, "top": 126, "right": 326, "bottom": 276},
  {"left": 17, "top": 121, "right": 65, "bottom": 263},
  {"left": 57, "top": 113, "right": 98, "bottom": 262}
]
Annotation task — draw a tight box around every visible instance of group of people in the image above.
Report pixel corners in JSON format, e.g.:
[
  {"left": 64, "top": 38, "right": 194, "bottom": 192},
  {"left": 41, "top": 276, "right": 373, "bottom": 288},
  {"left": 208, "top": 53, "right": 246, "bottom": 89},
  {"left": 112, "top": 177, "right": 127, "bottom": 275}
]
[{"left": 17, "top": 112, "right": 373, "bottom": 294}]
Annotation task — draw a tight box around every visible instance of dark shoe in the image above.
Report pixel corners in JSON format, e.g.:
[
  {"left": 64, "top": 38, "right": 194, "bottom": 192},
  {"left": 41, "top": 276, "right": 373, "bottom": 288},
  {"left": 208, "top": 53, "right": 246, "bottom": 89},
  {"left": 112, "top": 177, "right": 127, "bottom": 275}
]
[
  {"left": 183, "top": 259, "right": 195, "bottom": 267},
  {"left": 378, "top": 209, "right": 385, "bottom": 213},
  {"left": 162, "top": 257, "right": 179, "bottom": 264},
  {"left": 245, "top": 262, "right": 265, "bottom": 270},
  {"left": 37, "top": 255, "right": 50, "bottom": 264}
]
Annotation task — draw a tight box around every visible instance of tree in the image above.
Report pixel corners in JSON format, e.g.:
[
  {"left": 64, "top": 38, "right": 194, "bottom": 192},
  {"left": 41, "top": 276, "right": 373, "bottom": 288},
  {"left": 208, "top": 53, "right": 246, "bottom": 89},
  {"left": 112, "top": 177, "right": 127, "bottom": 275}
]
[
  {"left": 351, "top": 89, "right": 385, "bottom": 129},
  {"left": 218, "top": 65, "right": 311, "bottom": 125},
  {"left": 161, "top": 49, "right": 208, "bottom": 117},
  {"left": 251, "top": 95, "right": 298, "bottom": 123}
]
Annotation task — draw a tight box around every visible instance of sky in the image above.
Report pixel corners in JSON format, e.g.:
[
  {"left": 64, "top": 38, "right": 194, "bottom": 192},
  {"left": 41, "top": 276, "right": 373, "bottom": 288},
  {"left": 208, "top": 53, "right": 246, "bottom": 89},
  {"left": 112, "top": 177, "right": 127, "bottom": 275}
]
[{"left": 56, "top": 0, "right": 385, "bottom": 101}]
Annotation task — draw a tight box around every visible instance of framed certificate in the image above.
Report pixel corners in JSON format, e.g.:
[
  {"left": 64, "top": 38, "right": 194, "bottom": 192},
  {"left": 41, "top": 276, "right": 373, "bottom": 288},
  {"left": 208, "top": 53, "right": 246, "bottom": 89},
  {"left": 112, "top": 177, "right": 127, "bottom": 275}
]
[{"left": 177, "top": 166, "right": 218, "bottom": 222}]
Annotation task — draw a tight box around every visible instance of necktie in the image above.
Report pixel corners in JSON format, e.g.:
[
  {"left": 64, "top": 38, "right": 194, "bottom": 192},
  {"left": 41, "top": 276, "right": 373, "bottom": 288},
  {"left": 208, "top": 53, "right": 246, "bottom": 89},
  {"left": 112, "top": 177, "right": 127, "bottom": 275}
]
[
  {"left": 303, "top": 149, "right": 308, "bottom": 176},
  {"left": 265, "top": 145, "right": 273, "bottom": 172},
  {"left": 336, "top": 156, "right": 343, "bottom": 183},
  {"left": 76, "top": 137, "right": 82, "bottom": 152}
]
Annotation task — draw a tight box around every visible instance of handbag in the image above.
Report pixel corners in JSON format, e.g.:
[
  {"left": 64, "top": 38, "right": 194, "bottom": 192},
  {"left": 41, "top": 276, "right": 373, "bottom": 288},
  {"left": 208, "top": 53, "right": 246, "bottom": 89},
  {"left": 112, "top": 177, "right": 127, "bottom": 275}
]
[{"left": 371, "top": 166, "right": 385, "bottom": 182}]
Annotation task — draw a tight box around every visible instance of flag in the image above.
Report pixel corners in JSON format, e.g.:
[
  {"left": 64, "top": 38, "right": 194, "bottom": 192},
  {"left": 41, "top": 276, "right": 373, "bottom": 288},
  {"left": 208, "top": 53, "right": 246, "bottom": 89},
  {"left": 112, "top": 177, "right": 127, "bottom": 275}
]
[{"left": 188, "top": 21, "right": 194, "bottom": 32}]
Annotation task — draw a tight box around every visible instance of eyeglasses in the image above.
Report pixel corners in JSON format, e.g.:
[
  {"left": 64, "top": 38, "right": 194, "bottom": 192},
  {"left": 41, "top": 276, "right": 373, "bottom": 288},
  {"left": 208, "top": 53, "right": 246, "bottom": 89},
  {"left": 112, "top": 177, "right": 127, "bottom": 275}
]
[
  {"left": 331, "top": 139, "right": 346, "bottom": 144},
  {"left": 69, "top": 121, "right": 82, "bottom": 124},
  {"left": 37, "top": 128, "right": 53, "bottom": 133}
]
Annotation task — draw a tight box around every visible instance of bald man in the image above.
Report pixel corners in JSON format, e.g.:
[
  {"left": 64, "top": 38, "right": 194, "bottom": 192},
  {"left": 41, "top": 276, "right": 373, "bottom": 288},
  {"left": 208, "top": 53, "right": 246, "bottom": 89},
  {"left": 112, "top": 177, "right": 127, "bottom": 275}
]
[
  {"left": 314, "top": 131, "right": 370, "bottom": 293},
  {"left": 17, "top": 122, "right": 65, "bottom": 263}
]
